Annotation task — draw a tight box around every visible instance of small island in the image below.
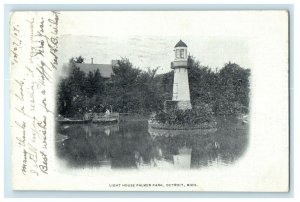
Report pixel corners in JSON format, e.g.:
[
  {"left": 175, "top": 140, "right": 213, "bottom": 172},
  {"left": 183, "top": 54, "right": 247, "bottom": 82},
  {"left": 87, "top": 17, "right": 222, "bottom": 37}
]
[{"left": 149, "top": 40, "right": 217, "bottom": 133}]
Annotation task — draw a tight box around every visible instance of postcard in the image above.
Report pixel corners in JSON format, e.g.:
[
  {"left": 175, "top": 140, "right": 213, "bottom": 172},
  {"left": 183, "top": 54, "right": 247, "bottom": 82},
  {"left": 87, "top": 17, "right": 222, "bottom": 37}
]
[{"left": 10, "top": 11, "right": 289, "bottom": 191}]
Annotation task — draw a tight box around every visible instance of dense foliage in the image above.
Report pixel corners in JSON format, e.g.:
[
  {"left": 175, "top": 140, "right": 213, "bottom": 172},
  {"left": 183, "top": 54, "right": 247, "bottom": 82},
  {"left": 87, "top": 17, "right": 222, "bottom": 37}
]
[
  {"left": 56, "top": 56, "right": 250, "bottom": 118},
  {"left": 152, "top": 102, "right": 215, "bottom": 125},
  {"left": 187, "top": 57, "right": 250, "bottom": 115}
]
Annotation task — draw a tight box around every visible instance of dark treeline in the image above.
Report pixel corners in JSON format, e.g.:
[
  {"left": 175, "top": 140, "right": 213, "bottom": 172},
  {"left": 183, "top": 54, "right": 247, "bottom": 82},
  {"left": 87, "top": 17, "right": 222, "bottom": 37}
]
[{"left": 57, "top": 56, "right": 250, "bottom": 118}]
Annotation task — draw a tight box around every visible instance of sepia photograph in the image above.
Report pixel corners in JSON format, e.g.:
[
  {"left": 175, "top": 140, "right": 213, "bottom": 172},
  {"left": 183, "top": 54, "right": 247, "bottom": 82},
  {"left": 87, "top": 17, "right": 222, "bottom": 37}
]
[{"left": 9, "top": 10, "right": 289, "bottom": 192}]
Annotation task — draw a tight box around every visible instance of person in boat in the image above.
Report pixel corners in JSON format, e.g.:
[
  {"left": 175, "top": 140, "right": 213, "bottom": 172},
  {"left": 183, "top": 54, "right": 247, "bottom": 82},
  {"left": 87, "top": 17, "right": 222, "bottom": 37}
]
[
  {"left": 83, "top": 113, "right": 90, "bottom": 121},
  {"left": 105, "top": 109, "right": 110, "bottom": 120}
]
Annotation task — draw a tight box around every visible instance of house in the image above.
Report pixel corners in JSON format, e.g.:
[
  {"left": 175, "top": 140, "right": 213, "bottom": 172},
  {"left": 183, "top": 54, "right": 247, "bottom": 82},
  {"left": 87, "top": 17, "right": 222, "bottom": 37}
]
[{"left": 75, "top": 59, "right": 119, "bottom": 79}]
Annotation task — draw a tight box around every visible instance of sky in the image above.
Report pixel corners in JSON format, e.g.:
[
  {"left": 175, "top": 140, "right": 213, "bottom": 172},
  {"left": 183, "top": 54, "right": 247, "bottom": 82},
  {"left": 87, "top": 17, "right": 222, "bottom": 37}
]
[{"left": 57, "top": 11, "right": 286, "bottom": 74}]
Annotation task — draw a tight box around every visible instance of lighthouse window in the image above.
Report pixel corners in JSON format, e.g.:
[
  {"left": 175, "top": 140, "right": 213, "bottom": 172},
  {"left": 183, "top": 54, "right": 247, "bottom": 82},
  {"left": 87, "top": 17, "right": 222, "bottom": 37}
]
[
  {"left": 175, "top": 49, "right": 185, "bottom": 59},
  {"left": 179, "top": 49, "right": 184, "bottom": 58},
  {"left": 176, "top": 49, "right": 180, "bottom": 58}
]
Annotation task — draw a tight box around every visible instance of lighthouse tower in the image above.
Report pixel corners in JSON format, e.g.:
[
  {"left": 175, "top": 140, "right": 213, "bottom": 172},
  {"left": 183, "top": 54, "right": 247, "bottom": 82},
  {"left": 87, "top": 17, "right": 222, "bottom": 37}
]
[{"left": 171, "top": 40, "right": 192, "bottom": 110}]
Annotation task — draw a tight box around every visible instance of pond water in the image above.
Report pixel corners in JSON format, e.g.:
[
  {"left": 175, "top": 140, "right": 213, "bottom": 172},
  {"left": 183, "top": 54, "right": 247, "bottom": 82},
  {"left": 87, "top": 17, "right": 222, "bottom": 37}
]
[{"left": 56, "top": 116, "right": 249, "bottom": 170}]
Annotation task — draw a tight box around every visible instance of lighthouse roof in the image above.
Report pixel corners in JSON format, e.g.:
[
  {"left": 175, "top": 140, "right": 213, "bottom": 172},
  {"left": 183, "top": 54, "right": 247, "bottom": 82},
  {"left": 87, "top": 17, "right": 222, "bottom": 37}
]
[{"left": 174, "top": 40, "right": 187, "bottom": 48}]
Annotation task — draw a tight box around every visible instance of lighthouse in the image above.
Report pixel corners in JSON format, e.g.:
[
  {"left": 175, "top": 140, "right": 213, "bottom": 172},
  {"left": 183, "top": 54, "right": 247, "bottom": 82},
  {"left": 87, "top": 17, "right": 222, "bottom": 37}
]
[{"left": 171, "top": 40, "right": 192, "bottom": 110}]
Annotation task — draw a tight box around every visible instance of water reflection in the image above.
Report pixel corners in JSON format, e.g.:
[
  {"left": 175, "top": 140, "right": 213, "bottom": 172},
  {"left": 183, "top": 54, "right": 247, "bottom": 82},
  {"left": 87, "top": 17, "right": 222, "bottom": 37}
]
[{"left": 56, "top": 117, "right": 249, "bottom": 169}]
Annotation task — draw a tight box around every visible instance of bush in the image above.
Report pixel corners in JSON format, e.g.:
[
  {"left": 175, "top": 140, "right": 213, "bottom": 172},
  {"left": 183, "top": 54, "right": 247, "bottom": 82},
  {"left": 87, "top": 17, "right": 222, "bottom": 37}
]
[{"left": 152, "top": 102, "right": 215, "bottom": 125}]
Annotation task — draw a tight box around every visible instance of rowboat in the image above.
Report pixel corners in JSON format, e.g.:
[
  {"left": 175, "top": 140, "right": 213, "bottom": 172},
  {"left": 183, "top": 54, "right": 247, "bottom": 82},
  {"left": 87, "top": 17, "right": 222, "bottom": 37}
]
[
  {"left": 92, "top": 118, "right": 118, "bottom": 124},
  {"left": 56, "top": 118, "right": 92, "bottom": 124}
]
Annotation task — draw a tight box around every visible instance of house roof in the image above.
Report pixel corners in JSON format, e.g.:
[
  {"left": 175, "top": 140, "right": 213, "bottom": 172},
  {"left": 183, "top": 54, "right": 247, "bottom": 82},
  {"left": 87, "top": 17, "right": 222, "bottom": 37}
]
[
  {"left": 75, "top": 63, "right": 113, "bottom": 78},
  {"left": 174, "top": 40, "right": 187, "bottom": 48}
]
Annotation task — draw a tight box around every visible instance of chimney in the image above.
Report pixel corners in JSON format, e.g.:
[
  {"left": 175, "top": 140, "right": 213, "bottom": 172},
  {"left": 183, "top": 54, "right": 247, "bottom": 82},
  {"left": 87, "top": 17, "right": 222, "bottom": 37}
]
[{"left": 91, "top": 58, "right": 94, "bottom": 64}]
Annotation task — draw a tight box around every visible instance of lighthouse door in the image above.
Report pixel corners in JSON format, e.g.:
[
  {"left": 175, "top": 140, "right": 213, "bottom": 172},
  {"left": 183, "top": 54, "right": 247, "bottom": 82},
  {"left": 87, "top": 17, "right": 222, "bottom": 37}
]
[{"left": 173, "top": 83, "right": 178, "bottom": 100}]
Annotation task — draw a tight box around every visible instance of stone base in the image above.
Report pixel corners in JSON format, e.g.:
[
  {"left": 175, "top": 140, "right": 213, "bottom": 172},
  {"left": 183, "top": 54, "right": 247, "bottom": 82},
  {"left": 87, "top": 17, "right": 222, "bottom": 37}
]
[
  {"left": 176, "top": 101, "right": 192, "bottom": 110},
  {"left": 164, "top": 100, "right": 192, "bottom": 112}
]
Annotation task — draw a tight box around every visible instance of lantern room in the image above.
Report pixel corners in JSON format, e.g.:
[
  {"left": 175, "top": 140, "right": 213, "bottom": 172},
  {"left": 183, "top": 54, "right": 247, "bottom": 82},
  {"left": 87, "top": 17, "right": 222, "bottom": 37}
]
[
  {"left": 171, "top": 40, "right": 189, "bottom": 69},
  {"left": 174, "top": 40, "right": 188, "bottom": 60}
]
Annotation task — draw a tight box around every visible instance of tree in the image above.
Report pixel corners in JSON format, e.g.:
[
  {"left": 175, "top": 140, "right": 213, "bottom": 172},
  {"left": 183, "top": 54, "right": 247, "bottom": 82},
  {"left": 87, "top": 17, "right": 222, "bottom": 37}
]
[
  {"left": 57, "top": 57, "right": 87, "bottom": 117},
  {"left": 216, "top": 62, "right": 250, "bottom": 114},
  {"left": 187, "top": 56, "right": 218, "bottom": 106},
  {"left": 85, "top": 69, "right": 105, "bottom": 98},
  {"left": 108, "top": 58, "right": 142, "bottom": 112},
  {"left": 187, "top": 57, "right": 250, "bottom": 115},
  {"left": 57, "top": 78, "right": 72, "bottom": 116},
  {"left": 136, "top": 67, "right": 163, "bottom": 113},
  {"left": 74, "top": 56, "right": 84, "bottom": 63},
  {"left": 111, "top": 58, "right": 141, "bottom": 87}
]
